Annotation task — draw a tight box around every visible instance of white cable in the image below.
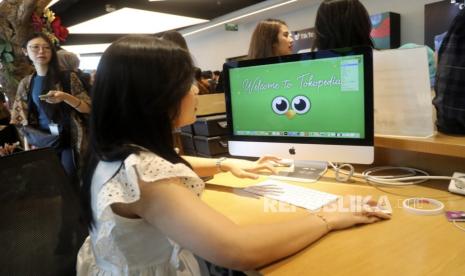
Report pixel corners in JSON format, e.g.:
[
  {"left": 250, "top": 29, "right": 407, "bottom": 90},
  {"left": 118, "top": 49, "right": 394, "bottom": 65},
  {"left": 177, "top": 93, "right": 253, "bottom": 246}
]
[
  {"left": 453, "top": 220, "right": 465, "bottom": 232},
  {"left": 334, "top": 163, "right": 353, "bottom": 182},
  {"left": 328, "top": 162, "right": 465, "bottom": 187}
]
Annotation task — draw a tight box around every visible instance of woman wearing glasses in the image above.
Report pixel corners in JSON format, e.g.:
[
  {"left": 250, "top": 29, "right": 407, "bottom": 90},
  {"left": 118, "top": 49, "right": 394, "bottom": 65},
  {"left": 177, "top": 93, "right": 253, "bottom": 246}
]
[{"left": 10, "top": 33, "right": 91, "bottom": 178}]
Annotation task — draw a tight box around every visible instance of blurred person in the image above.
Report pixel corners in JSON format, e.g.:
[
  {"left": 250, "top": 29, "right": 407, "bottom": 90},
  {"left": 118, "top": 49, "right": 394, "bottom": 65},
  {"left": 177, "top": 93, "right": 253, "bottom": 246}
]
[
  {"left": 433, "top": 9, "right": 465, "bottom": 134},
  {"left": 312, "top": 0, "right": 374, "bottom": 51},
  {"left": 57, "top": 49, "right": 92, "bottom": 92},
  {"left": 201, "top": 70, "right": 215, "bottom": 92},
  {"left": 57, "top": 49, "right": 80, "bottom": 72},
  {"left": 0, "top": 90, "right": 10, "bottom": 125},
  {"left": 211, "top": 70, "right": 221, "bottom": 91},
  {"left": 213, "top": 70, "right": 220, "bottom": 82},
  {"left": 248, "top": 18, "right": 293, "bottom": 59},
  {"left": 194, "top": 67, "right": 210, "bottom": 95},
  {"left": 161, "top": 30, "right": 190, "bottom": 52}
]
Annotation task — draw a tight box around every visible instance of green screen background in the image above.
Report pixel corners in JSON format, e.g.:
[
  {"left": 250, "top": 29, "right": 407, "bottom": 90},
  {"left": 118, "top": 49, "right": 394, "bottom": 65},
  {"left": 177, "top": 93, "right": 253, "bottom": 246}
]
[{"left": 229, "top": 55, "right": 365, "bottom": 138}]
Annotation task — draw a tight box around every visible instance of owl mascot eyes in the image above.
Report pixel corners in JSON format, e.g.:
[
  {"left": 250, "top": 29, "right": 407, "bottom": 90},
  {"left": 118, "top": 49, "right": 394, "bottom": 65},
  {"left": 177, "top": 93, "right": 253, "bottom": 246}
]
[
  {"left": 291, "top": 96, "right": 311, "bottom": 114},
  {"left": 271, "top": 95, "right": 311, "bottom": 119},
  {"left": 271, "top": 96, "right": 290, "bottom": 114}
]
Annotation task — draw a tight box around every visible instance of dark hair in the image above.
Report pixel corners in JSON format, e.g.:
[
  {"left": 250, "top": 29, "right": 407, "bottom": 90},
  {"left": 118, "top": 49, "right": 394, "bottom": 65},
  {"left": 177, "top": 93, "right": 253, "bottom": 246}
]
[
  {"left": 81, "top": 35, "right": 194, "bottom": 227},
  {"left": 201, "top": 70, "right": 212, "bottom": 79},
  {"left": 23, "top": 33, "right": 69, "bottom": 126},
  {"left": 213, "top": 70, "right": 220, "bottom": 76},
  {"left": 313, "top": 0, "right": 374, "bottom": 50},
  {"left": 194, "top": 67, "right": 202, "bottom": 81},
  {"left": 248, "top": 18, "right": 288, "bottom": 59},
  {"left": 0, "top": 89, "right": 5, "bottom": 102},
  {"left": 23, "top": 33, "right": 61, "bottom": 92},
  {"left": 161, "top": 30, "right": 189, "bottom": 52}
]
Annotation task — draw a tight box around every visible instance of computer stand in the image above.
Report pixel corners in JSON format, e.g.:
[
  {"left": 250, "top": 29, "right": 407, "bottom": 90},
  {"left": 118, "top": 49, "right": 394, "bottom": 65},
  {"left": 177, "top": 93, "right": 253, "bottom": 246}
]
[{"left": 269, "top": 160, "right": 328, "bottom": 183}]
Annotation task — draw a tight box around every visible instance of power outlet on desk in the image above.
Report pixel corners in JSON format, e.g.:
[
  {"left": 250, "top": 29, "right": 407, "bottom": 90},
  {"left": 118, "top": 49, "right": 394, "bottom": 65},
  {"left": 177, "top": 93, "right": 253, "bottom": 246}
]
[{"left": 449, "top": 172, "right": 465, "bottom": 196}]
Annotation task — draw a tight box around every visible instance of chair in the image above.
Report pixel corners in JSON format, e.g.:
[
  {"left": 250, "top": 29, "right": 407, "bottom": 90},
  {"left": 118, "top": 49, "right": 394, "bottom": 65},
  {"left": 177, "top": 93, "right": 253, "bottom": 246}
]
[
  {"left": 0, "top": 124, "right": 19, "bottom": 145},
  {"left": 0, "top": 148, "right": 88, "bottom": 275}
]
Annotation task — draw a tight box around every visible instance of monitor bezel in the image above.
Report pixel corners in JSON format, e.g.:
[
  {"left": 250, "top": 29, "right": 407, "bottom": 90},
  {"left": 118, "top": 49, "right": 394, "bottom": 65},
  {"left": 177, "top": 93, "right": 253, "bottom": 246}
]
[{"left": 223, "top": 46, "right": 374, "bottom": 147}]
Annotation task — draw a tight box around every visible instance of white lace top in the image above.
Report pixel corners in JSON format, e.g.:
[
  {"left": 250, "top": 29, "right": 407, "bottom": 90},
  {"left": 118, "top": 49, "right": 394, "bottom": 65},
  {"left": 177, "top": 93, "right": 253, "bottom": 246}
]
[{"left": 76, "top": 151, "right": 207, "bottom": 275}]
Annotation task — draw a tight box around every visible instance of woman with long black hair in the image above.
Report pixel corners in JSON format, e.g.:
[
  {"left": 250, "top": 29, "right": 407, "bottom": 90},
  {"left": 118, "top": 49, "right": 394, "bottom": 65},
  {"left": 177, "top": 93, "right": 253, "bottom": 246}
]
[
  {"left": 10, "top": 33, "right": 90, "bottom": 176},
  {"left": 312, "top": 0, "right": 374, "bottom": 51},
  {"left": 76, "top": 35, "right": 389, "bottom": 275}
]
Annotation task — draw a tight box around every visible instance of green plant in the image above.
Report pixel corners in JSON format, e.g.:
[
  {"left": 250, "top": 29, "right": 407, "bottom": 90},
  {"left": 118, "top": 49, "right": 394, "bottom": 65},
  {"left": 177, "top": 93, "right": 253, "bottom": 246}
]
[{"left": 0, "top": 38, "right": 14, "bottom": 64}]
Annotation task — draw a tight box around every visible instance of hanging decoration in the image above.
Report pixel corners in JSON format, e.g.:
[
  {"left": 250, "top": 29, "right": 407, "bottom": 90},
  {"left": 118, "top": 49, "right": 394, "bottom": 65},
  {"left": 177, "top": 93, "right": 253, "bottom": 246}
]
[{"left": 32, "top": 8, "right": 69, "bottom": 46}]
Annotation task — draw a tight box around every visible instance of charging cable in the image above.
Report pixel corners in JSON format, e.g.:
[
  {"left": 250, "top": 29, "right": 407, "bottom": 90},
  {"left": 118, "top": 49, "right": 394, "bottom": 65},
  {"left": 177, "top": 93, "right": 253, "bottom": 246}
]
[
  {"left": 328, "top": 162, "right": 465, "bottom": 188},
  {"left": 330, "top": 162, "right": 465, "bottom": 230},
  {"left": 453, "top": 220, "right": 465, "bottom": 232}
]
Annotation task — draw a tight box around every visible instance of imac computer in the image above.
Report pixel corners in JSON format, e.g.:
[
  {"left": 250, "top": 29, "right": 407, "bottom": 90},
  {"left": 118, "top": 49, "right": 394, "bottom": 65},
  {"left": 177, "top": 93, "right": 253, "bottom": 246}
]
[{"left": 223, "top": 47, "right": 374, "bottom": 182}]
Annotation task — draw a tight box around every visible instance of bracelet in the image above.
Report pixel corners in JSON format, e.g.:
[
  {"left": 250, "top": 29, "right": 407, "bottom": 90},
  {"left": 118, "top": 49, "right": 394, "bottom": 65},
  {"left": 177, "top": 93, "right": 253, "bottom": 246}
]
[
  {"left": 216, "top": 157, "right": 228, "bottom": 172},
  {"left": 73, "top": 99, "right": 82, "bottom": 109},
  {"left": 314, "top": 213, "right": 331, "bottom": 232}
]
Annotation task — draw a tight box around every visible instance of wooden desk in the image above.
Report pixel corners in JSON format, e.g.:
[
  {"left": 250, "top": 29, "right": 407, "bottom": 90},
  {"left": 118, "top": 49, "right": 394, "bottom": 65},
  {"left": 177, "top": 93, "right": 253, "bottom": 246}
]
[
  {"left": 375, "top": 133, "right": 465, "bottom": 159},
  {"left": 202, "top": 172, "right": 465, "bottom": 276},
  {"left": 374, "top": 133, "right": 465, "bottom": 176},
  {"left": 196, "top": 93, "right": 225, "bottom": 116}
]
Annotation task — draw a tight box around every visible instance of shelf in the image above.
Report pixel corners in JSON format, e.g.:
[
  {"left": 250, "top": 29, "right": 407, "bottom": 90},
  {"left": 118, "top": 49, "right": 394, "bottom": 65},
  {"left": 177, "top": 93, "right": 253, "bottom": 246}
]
[{"left": 374, "top": 133, "right": 465, "bottom": 158}]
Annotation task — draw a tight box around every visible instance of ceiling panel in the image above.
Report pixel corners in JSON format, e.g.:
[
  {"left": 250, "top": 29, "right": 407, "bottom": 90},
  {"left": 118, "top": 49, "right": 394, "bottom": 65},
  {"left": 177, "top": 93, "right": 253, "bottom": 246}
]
[{"left": 51, "top": 0, "right": 266, "bottom": 45}]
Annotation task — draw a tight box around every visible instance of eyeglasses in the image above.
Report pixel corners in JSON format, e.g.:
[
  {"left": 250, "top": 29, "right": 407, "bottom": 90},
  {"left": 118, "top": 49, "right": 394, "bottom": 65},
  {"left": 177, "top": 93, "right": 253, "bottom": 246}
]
[{"left": 28, "top": 45, "right": 52, "bottom": 52}]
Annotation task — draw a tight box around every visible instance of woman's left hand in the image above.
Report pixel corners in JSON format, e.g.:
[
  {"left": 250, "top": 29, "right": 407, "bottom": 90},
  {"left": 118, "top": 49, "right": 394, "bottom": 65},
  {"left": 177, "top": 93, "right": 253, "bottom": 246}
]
[{"left": 222, "top": 155, "right": 281, "bottom": 179}]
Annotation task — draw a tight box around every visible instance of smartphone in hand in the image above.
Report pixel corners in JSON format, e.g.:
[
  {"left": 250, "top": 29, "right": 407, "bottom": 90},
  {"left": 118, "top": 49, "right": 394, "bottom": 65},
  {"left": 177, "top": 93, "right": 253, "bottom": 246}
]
[{"left": 38, "top": 94, "right": 51, "bottom": 101}]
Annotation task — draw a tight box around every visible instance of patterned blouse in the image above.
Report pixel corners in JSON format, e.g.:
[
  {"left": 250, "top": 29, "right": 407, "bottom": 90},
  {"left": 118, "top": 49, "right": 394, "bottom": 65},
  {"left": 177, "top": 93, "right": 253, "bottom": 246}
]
[{"left": 10, "top": 71, "right": 91, "bottom": 157}]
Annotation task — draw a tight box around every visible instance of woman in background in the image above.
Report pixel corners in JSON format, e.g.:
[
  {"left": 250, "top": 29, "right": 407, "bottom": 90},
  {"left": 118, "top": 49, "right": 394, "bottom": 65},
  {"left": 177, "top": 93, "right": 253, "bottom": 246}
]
[
  {"left": 312, "top": 0, "right": 374, "bottom": 50},
  {"left": 57, "top": 49, "right": 92, "bottom": 92},
  {"left": 161, "top": 30, "right": 190, "bottom": 52},
  {"left": 10, "top": 33, "right": 90, "bottom": 176},
  {"left": 77, "top": 35, "right": 389, "bottom": 275},
  {"left": 248, "top": 18, "right": 294, "bottom": 59}
]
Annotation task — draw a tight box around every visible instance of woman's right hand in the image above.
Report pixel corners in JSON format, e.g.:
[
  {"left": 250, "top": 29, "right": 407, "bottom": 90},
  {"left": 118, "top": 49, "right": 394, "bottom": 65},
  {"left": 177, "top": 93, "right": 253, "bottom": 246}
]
[
  {"left": 317, "top": 196, "right": 391, "bottom": 231},
  {"left": 0, "top": 142, "right": 17, "bottom": 157}
]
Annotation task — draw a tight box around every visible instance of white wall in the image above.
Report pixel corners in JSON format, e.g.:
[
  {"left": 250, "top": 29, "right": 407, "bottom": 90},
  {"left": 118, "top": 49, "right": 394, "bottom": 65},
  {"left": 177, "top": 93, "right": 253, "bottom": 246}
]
[{"left": 186, "top": 0, "right": 441, "bottom": 71}]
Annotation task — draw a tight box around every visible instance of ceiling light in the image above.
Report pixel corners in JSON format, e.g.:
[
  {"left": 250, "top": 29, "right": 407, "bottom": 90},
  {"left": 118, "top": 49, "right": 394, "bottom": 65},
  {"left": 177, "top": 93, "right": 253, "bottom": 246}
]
[
  {"left": 183, "top": 0, "right": 298, "bottom": 36},
  {"left": 46, "top": 0, "right": 59, "bottom": 8},
  {"left": 105, "top": 4, "right": 117, "bottom": 13},
  {"left": 68, "top": 7, "right": 208, "bottom": 34},
  {"left": 61, "top": 43, "right": 111, "bottom": 55}
]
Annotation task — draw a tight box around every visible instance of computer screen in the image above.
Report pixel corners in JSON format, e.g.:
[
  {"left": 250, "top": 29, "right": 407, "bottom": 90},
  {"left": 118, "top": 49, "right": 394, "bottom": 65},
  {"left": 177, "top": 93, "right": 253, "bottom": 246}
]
[{"left": 223, "top": 47, "right": 374, "bottom": 165}]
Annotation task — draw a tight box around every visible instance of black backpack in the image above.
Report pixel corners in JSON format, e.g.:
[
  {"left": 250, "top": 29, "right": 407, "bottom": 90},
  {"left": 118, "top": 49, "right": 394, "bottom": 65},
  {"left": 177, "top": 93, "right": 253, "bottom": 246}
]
[{"left": 433, "top": 9, "right": 465, "bottom": 135}]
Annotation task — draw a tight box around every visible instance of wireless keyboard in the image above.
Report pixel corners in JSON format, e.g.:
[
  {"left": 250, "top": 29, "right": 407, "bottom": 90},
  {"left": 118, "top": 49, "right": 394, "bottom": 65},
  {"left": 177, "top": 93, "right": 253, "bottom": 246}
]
[{"left": 244, "top": 180, "right": 339, "bottom": 211}]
